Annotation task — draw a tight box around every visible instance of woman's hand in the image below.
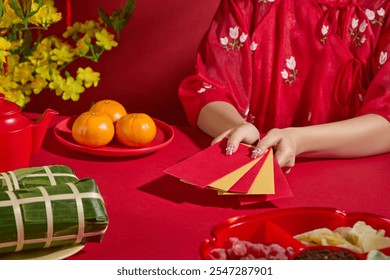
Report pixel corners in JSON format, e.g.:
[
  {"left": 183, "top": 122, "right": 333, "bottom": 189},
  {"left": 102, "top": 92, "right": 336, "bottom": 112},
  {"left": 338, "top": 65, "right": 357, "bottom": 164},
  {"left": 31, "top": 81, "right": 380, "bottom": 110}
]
[
  {"left": 211, "top": 122, "right": 260, "bottom": 155},
  {"left": 212, "top": 123, "right": 299, "bottom": 172},
  {"left": 251, "top": 128, "right": 299, "bottom": 173}
]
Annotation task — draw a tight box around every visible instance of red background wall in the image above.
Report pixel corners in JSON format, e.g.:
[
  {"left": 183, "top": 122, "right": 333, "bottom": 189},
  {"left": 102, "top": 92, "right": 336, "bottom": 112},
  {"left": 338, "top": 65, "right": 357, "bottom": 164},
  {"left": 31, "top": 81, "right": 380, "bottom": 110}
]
[{"left": 25, "top": 0, "right": 221, "bottom": 125}]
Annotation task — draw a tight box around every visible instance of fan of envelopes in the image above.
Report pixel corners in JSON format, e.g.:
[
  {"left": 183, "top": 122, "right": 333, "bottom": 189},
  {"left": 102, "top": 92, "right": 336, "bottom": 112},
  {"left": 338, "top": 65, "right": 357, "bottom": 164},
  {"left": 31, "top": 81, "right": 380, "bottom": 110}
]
[{"left": 164, "top": 139, "right": 292, "bottom": 204}]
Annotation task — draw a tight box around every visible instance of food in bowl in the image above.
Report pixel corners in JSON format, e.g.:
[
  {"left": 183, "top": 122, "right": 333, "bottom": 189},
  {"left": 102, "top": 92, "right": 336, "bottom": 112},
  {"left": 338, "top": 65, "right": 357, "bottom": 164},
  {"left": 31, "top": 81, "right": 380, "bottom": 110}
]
[
  {"left": 208, "top": 237, "right": 295, "bottom": 260},
  {"left": 292, "top": 246, "right": 362, "bottom": 260},
  {"left": 294, "top": 221, "right": 390, "bottom": 254}
]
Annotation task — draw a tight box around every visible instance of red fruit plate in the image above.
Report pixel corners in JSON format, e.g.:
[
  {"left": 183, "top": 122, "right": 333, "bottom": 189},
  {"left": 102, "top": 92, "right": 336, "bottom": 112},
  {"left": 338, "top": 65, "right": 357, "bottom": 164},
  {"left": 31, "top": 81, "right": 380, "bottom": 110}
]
[
  {"left": 200, "top": 207, "right": 390, "bottom": 260},
  {"left": 54, "top": 116, "right": 174, "bottom": 157}
]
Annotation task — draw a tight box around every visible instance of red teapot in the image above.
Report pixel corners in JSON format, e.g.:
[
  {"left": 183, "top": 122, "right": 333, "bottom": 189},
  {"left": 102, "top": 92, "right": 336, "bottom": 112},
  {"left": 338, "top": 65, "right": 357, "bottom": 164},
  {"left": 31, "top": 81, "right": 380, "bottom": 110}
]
[{"left": 0, "top": 94, "right": 58, "bottom": 172}]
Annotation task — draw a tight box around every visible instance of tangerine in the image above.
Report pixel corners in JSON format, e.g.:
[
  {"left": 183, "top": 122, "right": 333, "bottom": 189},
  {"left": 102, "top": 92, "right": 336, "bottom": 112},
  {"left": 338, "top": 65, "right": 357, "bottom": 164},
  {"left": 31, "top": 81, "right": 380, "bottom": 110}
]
[
  {"left": 90, "top": 99, "right": 127, "bottom": 123},
  {"left": 72, "top": 111, "right": 115, "bottom": 147},
  {"left": 115, "top": 113, "right": 157, "bottom": 147}
]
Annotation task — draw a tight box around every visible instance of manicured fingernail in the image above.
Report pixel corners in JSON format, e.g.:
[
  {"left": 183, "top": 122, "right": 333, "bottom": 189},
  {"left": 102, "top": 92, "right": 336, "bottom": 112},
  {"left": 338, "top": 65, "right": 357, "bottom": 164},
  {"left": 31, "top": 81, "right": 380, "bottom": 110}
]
[
  {"left": 226, "top": 144, "right": 234, "bottom": 156},
  {"left": 251, "top": 148, "right": 263, "bottom": 158}
]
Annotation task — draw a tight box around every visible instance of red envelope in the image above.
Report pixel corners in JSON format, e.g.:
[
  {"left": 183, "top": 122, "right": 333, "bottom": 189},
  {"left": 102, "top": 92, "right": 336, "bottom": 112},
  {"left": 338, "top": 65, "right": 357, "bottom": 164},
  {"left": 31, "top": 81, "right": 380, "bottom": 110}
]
[
  {"left": 164, "top": 139, "right": 256, "bottom": 188},
  {"left": 237, "top": 157, "right": 293, "bottom": 204},
  {"left": 218, "top": 149, "right": 270, "bottom": 194},
  {"left": 164, "top": 138, "right": 292, "bottom": 204}
]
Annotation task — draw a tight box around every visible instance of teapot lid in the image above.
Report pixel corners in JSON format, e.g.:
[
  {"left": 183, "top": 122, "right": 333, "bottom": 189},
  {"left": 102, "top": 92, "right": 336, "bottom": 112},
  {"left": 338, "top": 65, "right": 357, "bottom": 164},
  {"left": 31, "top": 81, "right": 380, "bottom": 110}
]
[{"left": 0, "top": 93, "right": 20, "bottom": 116}]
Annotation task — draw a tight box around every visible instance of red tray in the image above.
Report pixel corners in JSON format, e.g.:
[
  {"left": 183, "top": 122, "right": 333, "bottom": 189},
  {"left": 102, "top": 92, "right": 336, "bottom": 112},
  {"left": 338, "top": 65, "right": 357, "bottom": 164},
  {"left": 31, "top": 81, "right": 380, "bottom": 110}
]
[{"left": 200, "top": 207, "right": 390, "bottom": 259}]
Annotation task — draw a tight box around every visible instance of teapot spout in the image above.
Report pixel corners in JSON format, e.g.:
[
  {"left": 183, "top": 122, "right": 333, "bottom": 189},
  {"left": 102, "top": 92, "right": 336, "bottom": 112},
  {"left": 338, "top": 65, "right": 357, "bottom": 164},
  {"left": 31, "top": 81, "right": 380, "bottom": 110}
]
[{"left": 31, "top": 109, "right": 59, "bottom": 154}]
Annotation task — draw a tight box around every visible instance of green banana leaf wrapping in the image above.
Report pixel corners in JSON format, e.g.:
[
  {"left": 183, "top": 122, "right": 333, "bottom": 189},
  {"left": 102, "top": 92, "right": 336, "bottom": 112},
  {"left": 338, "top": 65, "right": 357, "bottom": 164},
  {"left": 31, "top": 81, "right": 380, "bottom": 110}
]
[
  {"left": 0, "top": 165, "right": 79, "bottom": 191},
  {"left": 0, "top": 178, "right": 109, "bottom": 254}
]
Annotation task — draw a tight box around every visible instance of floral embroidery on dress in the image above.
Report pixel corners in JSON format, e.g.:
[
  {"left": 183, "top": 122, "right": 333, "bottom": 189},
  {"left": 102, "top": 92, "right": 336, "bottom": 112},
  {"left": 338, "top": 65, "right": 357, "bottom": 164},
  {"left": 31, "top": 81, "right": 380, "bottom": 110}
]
[
  {"left": 349, "top": 18, "right": 368, "bottom": 47},
  {"left": 242, "top": 107, "right": 255, "bottom": 124},
  {"left": 365, "top": 7, "right": 385, "bottom": 25},
  {"left": 281, "top": 56, "right": 298, "bottom": 86},
  {"left": 320, "top": 25, "right": 329, "bottom": 44},
  {"left": 379, "top": 51, "right": 388, "bottom": 69},
  {"left": 258, "top": 0, "right": 275, "bottom": 3},
  {"left": 307, "top": 112, "right": 312, "bottom": 123},
  {"left": 197, "top": 82, "right": 213, "bottom": 93},
  {"left": 250, "top": 41, "right": 259, "bottom": 52},
  {"left": 220, "top": 26, "right": 248, "bottom": 51}
]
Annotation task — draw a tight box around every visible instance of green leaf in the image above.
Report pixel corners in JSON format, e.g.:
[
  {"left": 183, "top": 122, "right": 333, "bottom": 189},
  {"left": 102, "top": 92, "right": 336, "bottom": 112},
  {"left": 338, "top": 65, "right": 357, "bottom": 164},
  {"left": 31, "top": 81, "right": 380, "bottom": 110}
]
[
  {"left": 0, "top": 0, "right": 6, "bottom": 18},
  {"left": 98, "top": 8, "right": 112, "bottom": 28},
  {"left": 26, "top": 0, "right": 43, "bottom": 19},
  {"left": 21, "top": 28, "right": 33, "bottom": 56},
  {"left": 8, "top": 0, "right": 25, "bottom": 19},
  {"left": 98, "top": 0, "right": 135, "bottom": 40}
]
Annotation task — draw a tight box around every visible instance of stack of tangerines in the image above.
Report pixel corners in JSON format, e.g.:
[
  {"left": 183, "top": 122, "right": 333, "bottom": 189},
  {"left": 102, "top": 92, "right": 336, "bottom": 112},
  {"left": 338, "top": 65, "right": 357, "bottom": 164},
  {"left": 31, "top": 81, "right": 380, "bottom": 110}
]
[{"left": 71, "top": 100, "right": 157, "bottom": 148}]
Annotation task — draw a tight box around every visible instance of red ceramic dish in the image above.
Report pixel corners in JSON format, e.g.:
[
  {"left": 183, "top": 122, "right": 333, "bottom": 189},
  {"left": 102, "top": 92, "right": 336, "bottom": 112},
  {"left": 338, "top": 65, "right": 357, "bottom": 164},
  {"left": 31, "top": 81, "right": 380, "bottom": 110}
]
[
  {"left": 200, "top": 207, "right": 390, "bottom": 260},
  {"left": 54, "top": 116, "right": 174, "bottom": 156}
]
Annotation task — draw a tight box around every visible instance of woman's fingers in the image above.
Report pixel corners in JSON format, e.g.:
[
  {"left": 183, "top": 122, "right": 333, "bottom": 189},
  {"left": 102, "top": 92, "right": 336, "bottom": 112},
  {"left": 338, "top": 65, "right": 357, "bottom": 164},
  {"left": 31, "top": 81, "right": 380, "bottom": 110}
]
[
  {"left": 252, "top": 129, "right": 280, "bottom": 158},
  {"left": 211, "top": 129, "right": 240, "bottom": 155},
  {"left": 253, "top": 128, "right": 296, "bottom": 172},
  {"left": 212, "top": 123, "right": 260, "bottom": 156},
  {"left": 211, "top": 130, "right": 231, "bottom": 145}
]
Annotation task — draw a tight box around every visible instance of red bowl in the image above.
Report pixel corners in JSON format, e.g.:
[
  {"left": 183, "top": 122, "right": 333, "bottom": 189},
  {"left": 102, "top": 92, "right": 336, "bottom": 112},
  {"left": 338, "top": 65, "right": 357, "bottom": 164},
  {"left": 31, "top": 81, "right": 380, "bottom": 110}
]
[{"left": 200, "top": 207, "right": 390, "bottom": 260}]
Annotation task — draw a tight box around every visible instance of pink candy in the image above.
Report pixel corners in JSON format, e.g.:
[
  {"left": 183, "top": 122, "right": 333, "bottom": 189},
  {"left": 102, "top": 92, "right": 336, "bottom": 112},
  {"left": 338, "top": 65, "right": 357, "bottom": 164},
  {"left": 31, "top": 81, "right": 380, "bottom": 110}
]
[{"left": 209, "top": 237, "right": 294, "bottom": 260}]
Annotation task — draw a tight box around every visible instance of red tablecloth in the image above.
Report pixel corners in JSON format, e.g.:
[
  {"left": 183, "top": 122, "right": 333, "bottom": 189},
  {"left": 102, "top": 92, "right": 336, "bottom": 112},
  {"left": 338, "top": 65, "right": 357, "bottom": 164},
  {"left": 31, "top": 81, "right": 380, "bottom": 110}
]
[{"left": 28, "top": 115, "right": 390, "bottom": 260}]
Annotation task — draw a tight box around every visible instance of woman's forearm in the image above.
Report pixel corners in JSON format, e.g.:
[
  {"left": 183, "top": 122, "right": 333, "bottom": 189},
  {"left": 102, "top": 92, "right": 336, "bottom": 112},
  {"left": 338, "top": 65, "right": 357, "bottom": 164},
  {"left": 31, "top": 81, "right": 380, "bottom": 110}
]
[
  {"left": 197, "top": 101, "right": 390, "bottom": 160},
  {"left": 291, "top": 114, "right": 390, "bottom": 158},
  {"left": 197, "top": 101, "right": 247, "bottom": 137}
]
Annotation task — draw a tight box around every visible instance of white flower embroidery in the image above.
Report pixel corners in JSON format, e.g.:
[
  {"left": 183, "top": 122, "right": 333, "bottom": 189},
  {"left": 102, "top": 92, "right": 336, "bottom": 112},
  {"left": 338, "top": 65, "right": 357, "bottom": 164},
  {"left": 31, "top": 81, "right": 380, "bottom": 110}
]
[
  {"left": 320, "top": 24, "right": 329, "bottom": 44},
  {"left": 220, "top": 26, "right": 248, "bottom": 51},
  {"left": 229, "top": 26, "right": 239, "bottom": 39},
  {"left": 281, "top": 69, "right": 288, "bottom": 79},
  {"left": 359, "top": 93, "right": 364, "bottom": 102},
  {"left": 360, "top": 35, "right": 367, "bottom": 44},
  {"left": 349, "top": 18, "right": 368, "bottom": 47},
  {"left": 239, "top": 33, "right": 248, "bottom": 43},
  {"left": 366, "top": 7, "right": 385, "bottom": 25},
  {"left": 286, "top": 56, "right": 296, "bottom": 70},
  {"left": 204, "top": 83, "right": 213, "bottom": 89},
  {"left": 365, "top": 9, "right": 376, "bottom": 21},
  {"left": 258, "top": 0, "right": 275, "bottom": 3},
  {"left": 281, "top": 56, "right": 298, "bottom": 85},
  {"left": 379, "top": 51, "right": 388, "bottom": 69},
  {"left": 351, "top": 18, "right": 359, "bottom": 29},
  {"left": 220, "top": 37, "right": 229, "bottom": 46},
  {"left": 250, "top": 41, "right": 258, "bottom": 51},
  {"left": 197, "top": 82, "right": 213, "bottom": 93},
  {"left": 377, "top": 8, "right": 385, "bottom": 17},
  {"left": 321, "top": 25, "right": 329, "bottom": 35},
  {"left": 359, "top": 20, "right": 368, "bottom": 33},
  {"left": 242, "top": 107, "right": 255, "bottom": 123}
]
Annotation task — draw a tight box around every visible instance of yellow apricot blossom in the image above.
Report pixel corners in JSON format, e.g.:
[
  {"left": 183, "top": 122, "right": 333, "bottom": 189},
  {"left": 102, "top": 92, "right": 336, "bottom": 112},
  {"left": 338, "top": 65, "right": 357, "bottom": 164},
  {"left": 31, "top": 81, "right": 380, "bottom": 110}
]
[
  {"left": 29, "top": 3, "right": 62, "bottom": 28},
  {"left": 48, "top": 74, "right": 66, "bottom": 96},
  {"left": 1, "top": 89, "right": 29, "bottom": 108},
  {"left": 50, "top": 44, "right": 75, "bottom": 66},
  {"left": 61, "top": 77, "right": 85, "bottom": 101},
  {"left": 75, "top": 35, "right": 91, "bottom": 56},
  {"left": 13, "top": 63, "right": 35, "bottom": 85},
  {"left": 77, "top": 67, "right": 100, "bottom": 88},
  {"left": 31, "top": 77, "right": 49, "bottom": 94},
  {"left": 0, "top": 0, "right": 133, "bottom": 108},
  {"left": 96, "top": 29, "right": 118, "bottom": 50}
]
